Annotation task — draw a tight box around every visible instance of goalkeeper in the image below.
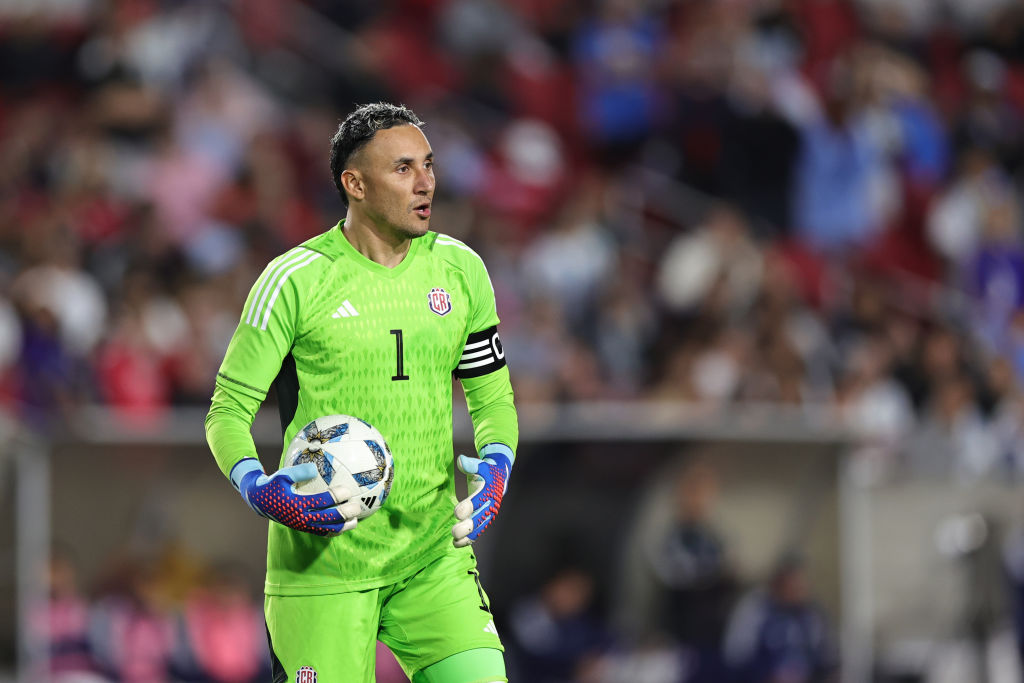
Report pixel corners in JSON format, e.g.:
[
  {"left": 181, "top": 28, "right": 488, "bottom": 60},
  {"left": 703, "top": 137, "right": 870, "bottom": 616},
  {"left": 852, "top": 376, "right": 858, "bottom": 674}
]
[{"left": 205, "top": 102, "right": 518, "bottom": 683}]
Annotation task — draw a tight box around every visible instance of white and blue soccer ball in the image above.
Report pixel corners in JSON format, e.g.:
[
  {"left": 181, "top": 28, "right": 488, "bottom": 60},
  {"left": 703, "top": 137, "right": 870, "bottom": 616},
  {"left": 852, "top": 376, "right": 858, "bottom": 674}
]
[{"left": 285, "top": 414, "right": 394, "bottom": 520}]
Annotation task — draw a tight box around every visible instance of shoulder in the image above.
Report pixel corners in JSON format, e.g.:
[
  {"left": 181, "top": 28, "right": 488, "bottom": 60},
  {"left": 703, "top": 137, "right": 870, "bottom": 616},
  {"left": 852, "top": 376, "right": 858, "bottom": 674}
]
[
  {"left": 297, "top": 228, "right": 342, "bottom": 264},
  {"left": 258, "top": 240, "right": 332, "bottom": 291},
  {"left": 425, "top": 232, "right": 489, "bottom": 275},
  {"left": 270, "top": 227, "right": 342, "bottom": 273}
]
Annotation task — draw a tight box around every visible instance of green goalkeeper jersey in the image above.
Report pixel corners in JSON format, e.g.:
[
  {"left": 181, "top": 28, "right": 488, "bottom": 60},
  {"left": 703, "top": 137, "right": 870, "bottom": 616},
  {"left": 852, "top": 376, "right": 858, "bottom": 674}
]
[{"left": 206, "top": 221, "right": 518, "bottom": 595}]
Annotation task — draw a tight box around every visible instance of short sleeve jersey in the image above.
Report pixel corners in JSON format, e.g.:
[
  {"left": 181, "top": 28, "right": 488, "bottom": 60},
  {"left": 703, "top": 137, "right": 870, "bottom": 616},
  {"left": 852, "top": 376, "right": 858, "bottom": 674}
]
[{"left": 216, "top": 222, "right": 507, "bottom": 594}]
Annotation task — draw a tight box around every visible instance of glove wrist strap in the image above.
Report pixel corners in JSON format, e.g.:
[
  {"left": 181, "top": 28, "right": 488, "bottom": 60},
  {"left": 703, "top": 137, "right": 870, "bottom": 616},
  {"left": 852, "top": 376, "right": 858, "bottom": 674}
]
[
  {"left": 229, "top": 457, "right": 264, "bottom": 493},
  {"left": 479, "top": 442, "right": 514, "bottom": 465}
]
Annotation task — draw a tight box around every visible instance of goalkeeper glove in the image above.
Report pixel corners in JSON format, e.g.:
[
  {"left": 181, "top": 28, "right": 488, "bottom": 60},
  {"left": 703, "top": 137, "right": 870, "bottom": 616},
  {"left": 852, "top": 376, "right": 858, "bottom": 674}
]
[
  {"left": 452, "top": 443, "right": 514, "bottom": 547},
  {"left": 229, "top": 458, "right": 360, "bottom": 537}
]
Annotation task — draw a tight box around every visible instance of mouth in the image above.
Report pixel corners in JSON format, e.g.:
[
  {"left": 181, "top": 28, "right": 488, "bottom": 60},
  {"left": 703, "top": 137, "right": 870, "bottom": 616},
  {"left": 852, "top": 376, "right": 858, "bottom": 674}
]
[{"left": 413, "top": 201, "right": 431, "bottom": 219}]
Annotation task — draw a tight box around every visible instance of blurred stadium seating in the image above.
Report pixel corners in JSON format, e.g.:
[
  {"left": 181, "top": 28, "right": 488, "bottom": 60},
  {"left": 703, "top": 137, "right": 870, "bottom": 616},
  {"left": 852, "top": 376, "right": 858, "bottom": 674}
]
[{"left": 5, "top": 0, "right": 1024, "bottom": 681}]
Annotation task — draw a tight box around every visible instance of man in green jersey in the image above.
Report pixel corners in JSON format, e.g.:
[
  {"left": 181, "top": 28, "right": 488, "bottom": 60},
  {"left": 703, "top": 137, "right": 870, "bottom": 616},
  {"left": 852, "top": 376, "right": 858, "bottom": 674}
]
[{"left": 205, "top": 102, "right": 518, "bottom": 683}]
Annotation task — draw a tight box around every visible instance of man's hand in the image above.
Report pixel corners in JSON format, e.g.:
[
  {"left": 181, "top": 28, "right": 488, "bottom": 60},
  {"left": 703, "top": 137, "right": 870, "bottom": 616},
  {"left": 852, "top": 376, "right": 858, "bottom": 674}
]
[
  {"left": 230, "top": 458, "right": 360, "bottom": 537},
  {"left": 452, "top": 443, "right": 514, "bottom": 547}
]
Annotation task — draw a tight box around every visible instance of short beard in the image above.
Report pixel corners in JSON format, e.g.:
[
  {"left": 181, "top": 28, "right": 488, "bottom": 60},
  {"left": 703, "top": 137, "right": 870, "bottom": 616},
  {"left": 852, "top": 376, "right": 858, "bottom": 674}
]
[
  {"left": 363, "top": 206, "right": 429, "bottom": 242},
  {"left": 396, "top": 222, "right": 430, "bottom": 240}
]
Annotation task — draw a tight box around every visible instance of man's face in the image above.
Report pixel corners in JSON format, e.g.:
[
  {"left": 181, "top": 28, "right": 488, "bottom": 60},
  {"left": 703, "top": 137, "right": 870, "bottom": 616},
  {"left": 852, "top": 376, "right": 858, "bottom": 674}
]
[{"left": 349, "top": 124, "right": 435, "bottom": 240}]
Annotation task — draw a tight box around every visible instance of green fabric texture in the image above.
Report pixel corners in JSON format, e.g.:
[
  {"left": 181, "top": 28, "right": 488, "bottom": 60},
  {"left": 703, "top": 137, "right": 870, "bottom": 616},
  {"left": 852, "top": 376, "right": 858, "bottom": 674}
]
[
  {"left": 205, "top": 382, "right": 260, "bottom": 474},
  {"left": 205, "top": 223, "right": 517, "bottom": 595}
]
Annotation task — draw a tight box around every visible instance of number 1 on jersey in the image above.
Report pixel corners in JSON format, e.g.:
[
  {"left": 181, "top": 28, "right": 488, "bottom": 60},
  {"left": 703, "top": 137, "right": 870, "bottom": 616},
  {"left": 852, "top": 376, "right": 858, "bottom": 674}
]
[{"left": 391, "top": 329, "right": 410, "bottom": 381}]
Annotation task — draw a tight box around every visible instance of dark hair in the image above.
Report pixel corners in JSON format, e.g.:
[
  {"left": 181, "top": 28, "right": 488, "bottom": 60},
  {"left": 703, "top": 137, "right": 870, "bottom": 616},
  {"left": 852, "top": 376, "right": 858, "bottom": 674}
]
[{"left": 329, "top": 102, "right": 424, "bottom": 206}]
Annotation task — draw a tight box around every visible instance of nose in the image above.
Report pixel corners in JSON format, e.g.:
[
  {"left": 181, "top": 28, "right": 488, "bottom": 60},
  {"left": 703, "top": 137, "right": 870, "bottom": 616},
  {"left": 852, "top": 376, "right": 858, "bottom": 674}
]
[{"left": 414, "top": 167, "right": 434, "bottom": 195}]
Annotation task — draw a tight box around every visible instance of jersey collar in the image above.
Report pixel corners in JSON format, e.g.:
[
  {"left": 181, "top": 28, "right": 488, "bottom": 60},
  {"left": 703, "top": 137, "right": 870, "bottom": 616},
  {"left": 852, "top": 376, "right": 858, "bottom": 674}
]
[{"left": 332, "top": 219, "right": 422, "bottom": 279}]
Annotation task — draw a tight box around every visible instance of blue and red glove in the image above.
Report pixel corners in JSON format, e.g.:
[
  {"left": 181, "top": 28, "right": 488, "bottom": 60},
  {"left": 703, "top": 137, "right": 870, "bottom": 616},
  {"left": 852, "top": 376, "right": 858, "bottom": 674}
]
[
  {"left": 229, "top": 458, "right": 360, "bottom": 537},
  {"left": 452, "top": 443, "right": 514, "bottom": 547}
]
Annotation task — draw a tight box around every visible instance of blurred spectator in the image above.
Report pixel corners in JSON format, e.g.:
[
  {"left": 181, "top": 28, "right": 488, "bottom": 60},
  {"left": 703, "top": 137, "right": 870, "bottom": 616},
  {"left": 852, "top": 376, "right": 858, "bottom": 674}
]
[
  {"left": 501, "top": 297, "right": 570, "bottom": 404},
  {"left": 928, "top": 148, "right": 1014, "bottom": 273},
  {"left": 835, "top": 335, "right": 915, "bottom": 455},
  {"left": 31, "top": 549, "right": 97, "bottom": 679},
  {"left": 647, "top": 460, "right": 736, "bottom": 682},
  {"left": 656, "top": 204, "right": 763, "bottom": 317},
  {"left": 965, "top": 185, "right": 1024, "bottom": 354},
  {"left": 722, "top": 556, "right": 837, "bottom": 683},
  {"left": 954, "top": 50, "right": 1024, "bottom": 172},
  {"left": 10, "top": 253, "right": 101, "bottom": 419},
  {"left": 88, "top": 560, "right": 174, "bottom": 683},
  {"left": 990, "top": 356, "right": 1024, "bottom": 475},
  {"left": 854, "top": 44, "right": 949, "bottom": 189},
  {"left": 905, "top": 373, "right": 1002, "bottom": 479},
  {"left": 169, "top": 565, "right": 269, "bottom": 683},
  {"left": 719, "top": 41, "right": 802, "bottom": 235},
  {"left": 572, "top": 0, "right": 663, "bottom": 163},
  {"left": 792, "top": 63, "right": 887, "bottom": 254},
  {"left": 687, "top": 328, "right": 749, "bottom": 406},
  {"left": 592, "top": 253, "right": 657, "bottom": 395},
  {"left": 521, "top": 177, "right": 616, "bottom": 329},
  {"left": 96, "top": 305, "right": 171, "bottom": 417},
  {"left": 507, "top": 564, "right": 611, "bottom": 683},
  {"left": 11, "top": 260, "right": 107, "bottom": 358},
  {"left": 906, "top": 326, "right": 972, "bottom": 412},
  {"left": 477, "top": 117, "right": 568, "bottom": 235}
]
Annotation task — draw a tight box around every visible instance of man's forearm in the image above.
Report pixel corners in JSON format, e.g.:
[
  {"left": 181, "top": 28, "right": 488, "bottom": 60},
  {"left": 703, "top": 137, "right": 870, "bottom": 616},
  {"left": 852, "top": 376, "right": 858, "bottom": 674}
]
[
  {"left": 462, "top": 367, "right": 518, "bottom": 454},
  {"left": 205, "top": 382, "right": 263, "bottom": 479}
]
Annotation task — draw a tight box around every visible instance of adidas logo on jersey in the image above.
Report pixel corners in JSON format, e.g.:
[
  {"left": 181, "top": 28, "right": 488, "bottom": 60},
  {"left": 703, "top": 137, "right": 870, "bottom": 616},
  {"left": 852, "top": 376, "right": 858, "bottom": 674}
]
[
  {"left": 483, "top": 620, "right": 499, "bottom": 636},
  {"left": 331, "top": 300, "right": 359, "bottom": 318}
]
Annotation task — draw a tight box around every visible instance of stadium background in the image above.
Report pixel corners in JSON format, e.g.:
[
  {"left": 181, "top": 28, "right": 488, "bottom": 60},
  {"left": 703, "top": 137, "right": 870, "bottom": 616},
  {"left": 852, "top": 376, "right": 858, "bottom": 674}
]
[{"left": 4, "top": 0, "right": 1024, "bottom": 681}]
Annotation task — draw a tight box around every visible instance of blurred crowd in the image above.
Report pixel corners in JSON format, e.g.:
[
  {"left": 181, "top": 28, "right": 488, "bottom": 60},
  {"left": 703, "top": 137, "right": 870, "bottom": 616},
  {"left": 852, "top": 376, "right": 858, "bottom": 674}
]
[
  {"left": 503, "top": 459, "right": 838, "bottom": 683},
  {"left": 38, "top": 544, "right": 446, "bottom": 683},
  {"left": 6, "top": 0, "right": 1024, "bottom": 482},
  {"left": 36, "top": 549, "right": 271, "bottom": 683}
]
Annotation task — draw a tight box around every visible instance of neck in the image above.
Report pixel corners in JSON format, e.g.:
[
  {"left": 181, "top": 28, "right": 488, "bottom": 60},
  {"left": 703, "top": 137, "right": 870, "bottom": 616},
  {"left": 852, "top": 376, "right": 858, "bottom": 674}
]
[{"left": 341, "top": 210, "right": 413, "bottom": 269}]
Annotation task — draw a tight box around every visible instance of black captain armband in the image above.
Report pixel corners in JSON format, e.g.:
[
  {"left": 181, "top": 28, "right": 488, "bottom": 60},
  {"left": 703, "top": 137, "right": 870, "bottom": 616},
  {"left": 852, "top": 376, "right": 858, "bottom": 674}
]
[{"left": 454, "top": 326, "right": 507, "bottom": 379}]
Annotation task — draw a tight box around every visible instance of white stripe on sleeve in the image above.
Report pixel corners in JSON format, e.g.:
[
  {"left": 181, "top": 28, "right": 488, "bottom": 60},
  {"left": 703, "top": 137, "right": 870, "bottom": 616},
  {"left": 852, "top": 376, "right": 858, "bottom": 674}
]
[
  {"left": 259, "top": 252, "right": 322, "bottom": 331},
  {"left": 248, "top": 249, "right": 309, "bottom": 326}
]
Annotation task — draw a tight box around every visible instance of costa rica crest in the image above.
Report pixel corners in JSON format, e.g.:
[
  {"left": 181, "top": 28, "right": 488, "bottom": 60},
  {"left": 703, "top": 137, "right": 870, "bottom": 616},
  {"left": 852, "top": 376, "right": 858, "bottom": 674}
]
[
  {"left": 296, "top": 666, "right": 317, "bottom": 683},
  {"left": 428, "top": 287, "right": 452, "bottom": 316}
]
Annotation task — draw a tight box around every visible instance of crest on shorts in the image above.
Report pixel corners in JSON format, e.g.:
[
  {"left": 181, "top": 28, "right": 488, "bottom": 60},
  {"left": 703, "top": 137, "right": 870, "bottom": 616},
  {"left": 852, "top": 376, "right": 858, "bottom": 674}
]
[
  {"left": 296, "top": 666, "right": 317, "bottom": 683},
  {"left": 428, "top": 287, "right": 452, "bottom": 316}
]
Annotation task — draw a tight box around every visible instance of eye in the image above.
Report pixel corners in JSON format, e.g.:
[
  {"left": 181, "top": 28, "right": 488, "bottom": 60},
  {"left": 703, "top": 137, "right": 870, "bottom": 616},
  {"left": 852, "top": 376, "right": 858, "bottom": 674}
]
[
  {"left": 425, "top": 160, "right": 433, "bottom": 170},
  {"left": 397, "top": 165, "right": 409, "bottom": 173}
]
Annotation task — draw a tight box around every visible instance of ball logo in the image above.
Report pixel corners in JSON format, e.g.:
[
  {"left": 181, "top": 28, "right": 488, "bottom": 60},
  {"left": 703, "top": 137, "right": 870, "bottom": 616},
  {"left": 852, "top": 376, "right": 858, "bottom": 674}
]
[
  {"left": 296, "top": 666, "right": 317, "bottom": 683},
  {"left": 428, "top": 287, "right": 452, "bottom": 316}
]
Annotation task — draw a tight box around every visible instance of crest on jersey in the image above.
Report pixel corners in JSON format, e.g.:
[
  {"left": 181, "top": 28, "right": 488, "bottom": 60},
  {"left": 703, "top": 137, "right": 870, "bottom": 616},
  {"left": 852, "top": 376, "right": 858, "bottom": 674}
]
[
  {"left": 428, "top": 287, "right": 452, "bottom": 316},
  {"left": 296, "top": 666, "right": 317, "bottom": 683}
]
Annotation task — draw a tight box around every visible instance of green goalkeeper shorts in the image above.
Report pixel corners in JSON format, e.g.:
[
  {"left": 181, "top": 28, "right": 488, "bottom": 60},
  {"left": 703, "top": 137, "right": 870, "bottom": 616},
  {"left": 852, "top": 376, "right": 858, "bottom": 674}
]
[{"left": 264, "top": 545, "right": 505, "bottom": 682}]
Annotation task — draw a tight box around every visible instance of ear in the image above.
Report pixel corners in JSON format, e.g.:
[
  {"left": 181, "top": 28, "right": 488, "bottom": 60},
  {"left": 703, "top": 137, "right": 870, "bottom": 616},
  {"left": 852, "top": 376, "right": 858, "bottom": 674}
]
[{"left": 341, "top": 168, "right": 365, "bottom": 203}]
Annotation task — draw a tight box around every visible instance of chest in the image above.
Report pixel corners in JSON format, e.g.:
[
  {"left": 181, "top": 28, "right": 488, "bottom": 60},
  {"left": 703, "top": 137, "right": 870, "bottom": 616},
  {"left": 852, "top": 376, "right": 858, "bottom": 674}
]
[{"left": 298, "top": 266, "right": 471, "bottom": 378}]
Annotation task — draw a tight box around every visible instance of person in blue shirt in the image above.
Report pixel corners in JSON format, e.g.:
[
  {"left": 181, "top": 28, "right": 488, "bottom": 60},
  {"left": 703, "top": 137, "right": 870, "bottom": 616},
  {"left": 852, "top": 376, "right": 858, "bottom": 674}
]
[{"left": 722, "top": 555, "right": 837, "bottom": 683}]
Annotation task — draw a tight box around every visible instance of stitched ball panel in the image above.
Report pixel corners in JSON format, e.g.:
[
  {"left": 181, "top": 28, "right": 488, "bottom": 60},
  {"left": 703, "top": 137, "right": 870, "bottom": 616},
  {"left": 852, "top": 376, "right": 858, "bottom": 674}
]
[{"left": 284, "top": 414, "right": 395, "bottom": 520}]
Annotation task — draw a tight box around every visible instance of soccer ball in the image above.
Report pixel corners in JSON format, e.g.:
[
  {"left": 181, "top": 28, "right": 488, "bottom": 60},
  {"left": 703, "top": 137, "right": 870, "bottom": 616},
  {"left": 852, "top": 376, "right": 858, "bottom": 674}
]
[{"left": 285, "top": 414, "right": 394, "bottom": 520}]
